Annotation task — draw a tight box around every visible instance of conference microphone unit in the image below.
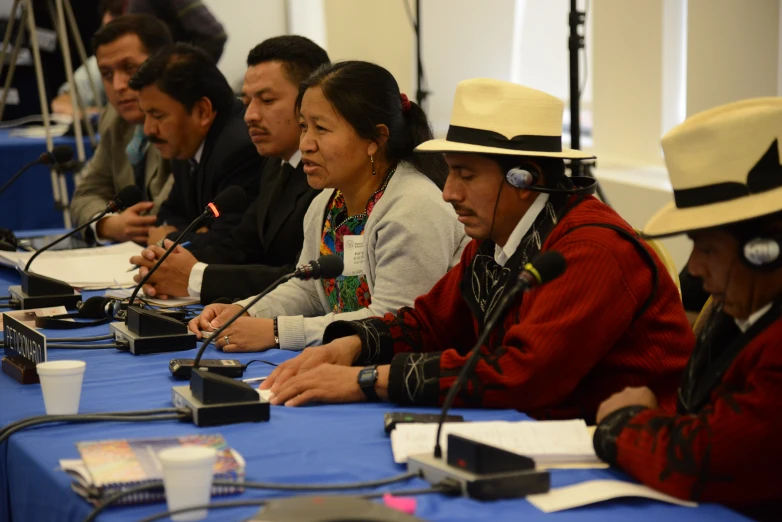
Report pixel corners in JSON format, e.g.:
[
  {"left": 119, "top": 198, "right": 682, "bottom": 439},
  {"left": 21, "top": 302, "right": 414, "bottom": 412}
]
[
  {"left": 407, "top": 251, "right": 566, "bottom": 500},
  {"left": 8, "top": 185, "right": 143, "bottom": 311},
  {"left": 110, "top": 186, "right": 246, "bottom": 355},
  {"left": 0, "top": 145, "right": 74, "bottom": 197},
  {"left": 171, "top": 255, "right": 343, "bottom": 427}
]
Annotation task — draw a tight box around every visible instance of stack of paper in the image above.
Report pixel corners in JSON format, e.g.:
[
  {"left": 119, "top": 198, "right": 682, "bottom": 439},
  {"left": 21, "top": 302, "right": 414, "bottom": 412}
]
[
  {"left": 0, "top": 242, "right": 142, "bottom": 290},
  {"left": 390, "top": 419, "right": 601, "bottom": 467},
  {"left": 527, "top": 480, "right": 697, "bottom": 512},
  {"left": 105, "top": 288, "right": 200, "bottom": 308}
]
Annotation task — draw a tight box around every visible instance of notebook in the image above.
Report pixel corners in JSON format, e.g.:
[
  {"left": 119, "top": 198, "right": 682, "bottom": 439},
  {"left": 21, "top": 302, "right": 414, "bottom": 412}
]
[
  {"left": 390, "top": 419, "right": 603, "bottom": 468},
  {"left": 59, "top": 434, "right": 245, "bottom": 505},
  {"left": 0, "top": 241, "right": 141, "bottom": 290}
]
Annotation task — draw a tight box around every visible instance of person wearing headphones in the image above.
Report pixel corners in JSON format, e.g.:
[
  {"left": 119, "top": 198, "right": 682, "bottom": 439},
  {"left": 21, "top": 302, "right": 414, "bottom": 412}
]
[
  {"left": 592, "top": 98, "right": 782, "bottom": 520},
  {"left": 259, "top": 79, "right": 693, "bottom": 420}
]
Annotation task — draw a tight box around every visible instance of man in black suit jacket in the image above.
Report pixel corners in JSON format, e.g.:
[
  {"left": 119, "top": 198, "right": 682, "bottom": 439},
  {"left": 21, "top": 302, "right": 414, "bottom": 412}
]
[
  {"left": 130, "top": 43, "right": 263, "bottom": 248},
  {"left": 130, "top": 36, "right": 330, "bottom": 303}
]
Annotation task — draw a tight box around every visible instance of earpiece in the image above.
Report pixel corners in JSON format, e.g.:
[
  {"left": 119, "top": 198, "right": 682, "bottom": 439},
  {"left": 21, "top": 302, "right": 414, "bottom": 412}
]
[
  {"left": 741, "top": 236, "right": 782, "bottom": 270},
  {"left": 505, "top": 163, "right": 539, "bottom": 189},
  {"left": 504, "top": 161, "right": 598, "bottom": 195}
]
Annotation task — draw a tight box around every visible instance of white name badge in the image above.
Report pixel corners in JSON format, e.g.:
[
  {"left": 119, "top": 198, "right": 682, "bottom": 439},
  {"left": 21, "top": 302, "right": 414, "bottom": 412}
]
[{"left": 342, "top": 235, "right": 366, "bottom": 277}]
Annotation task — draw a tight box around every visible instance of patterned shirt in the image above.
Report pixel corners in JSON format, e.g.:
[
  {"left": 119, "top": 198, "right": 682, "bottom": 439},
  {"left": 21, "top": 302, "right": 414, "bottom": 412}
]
[{"left": 320, "top": 168, "right": 395, "bottom": 313}]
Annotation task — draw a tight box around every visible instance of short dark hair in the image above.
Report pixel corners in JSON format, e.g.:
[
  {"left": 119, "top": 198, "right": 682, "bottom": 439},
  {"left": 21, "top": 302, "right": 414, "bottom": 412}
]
[
  {"left": 91, "top": 15, "right": 172, "bottom": 55},
  {"left": 98, "top": 0, "right": 124, "bottom": 19},
  {"left": 129, "top": 43, "right": 235, "bottom": 114},
  {"left": 246, "top": 35, "right": 330, "bottom": 87},
  {"left": 486, "top": 154, "right": 566, "bottom": 187},
  {"left": 295, "top": 60, "right": 448, "bottom": 188}
]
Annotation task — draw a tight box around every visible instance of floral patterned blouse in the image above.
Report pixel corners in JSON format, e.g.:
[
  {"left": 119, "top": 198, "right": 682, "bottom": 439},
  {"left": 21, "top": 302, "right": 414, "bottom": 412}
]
[{"left": 320, "top": 168, "right": 396, "bottom": 313}]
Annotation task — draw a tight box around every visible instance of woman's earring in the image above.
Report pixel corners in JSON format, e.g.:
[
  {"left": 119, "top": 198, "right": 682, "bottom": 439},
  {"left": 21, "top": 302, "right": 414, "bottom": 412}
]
[{"left": 370, "top": 154, "right": 376, "bottom": 176}]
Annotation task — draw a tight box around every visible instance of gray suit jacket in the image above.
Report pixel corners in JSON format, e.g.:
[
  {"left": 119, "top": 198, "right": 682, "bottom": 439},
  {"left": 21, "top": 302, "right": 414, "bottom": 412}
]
[{"left": 70, "top": 105, "right": 173, "bottom": 233}]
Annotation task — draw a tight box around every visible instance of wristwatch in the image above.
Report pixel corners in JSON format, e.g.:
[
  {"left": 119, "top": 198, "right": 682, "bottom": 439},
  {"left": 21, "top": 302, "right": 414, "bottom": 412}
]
[{"left": 357, "top": 365, "right": 380, "bottom": 402}]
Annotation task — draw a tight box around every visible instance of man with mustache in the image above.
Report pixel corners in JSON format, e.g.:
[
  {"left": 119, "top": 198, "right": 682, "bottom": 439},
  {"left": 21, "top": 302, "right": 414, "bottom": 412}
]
[
  {"left": 130, "top": 36, "right": 330, "bottom": 304},
  {"left": 129, "top": 43, "right": 263, "bottom": 248},
  {"left": 260, "top": 80, "right": 692, "bottom": 424},
  {"left": 593, "top": 98, "right": 782, "bottom": 520},
  {"left": 70, "top": 15, "right": 173, "bottom": 244}
]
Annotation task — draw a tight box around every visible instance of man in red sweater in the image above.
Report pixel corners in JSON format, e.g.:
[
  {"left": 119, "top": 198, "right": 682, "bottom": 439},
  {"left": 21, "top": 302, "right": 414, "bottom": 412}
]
[
  {"left": 593, "top": 98, "right": 782, "bottom": 520},
  {"left": 262, "top": 79, "right": 692, "bottom": 423}
]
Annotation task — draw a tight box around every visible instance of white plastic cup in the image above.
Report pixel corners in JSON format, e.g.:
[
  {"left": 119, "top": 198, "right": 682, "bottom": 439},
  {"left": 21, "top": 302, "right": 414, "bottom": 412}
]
[
  {"left": 36, "top": 360, "right": 86, "bottom": 415},
  {"left": 158, "top": 446, "right": 217, "bottom": 521}
]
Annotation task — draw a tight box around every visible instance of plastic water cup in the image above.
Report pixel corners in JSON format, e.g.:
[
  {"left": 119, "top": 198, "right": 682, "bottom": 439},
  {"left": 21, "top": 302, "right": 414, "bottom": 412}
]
[
  {"left": 159, "top": 446, "right": 217, "bottom": 521},
  {"left": 36, "top": 360, "right": 86, "bottom": 415}
]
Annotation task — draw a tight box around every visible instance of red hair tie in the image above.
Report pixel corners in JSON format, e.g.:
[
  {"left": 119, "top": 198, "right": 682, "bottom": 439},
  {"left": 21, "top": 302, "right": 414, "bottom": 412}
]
[{"left": 400, "top": 93, "right": 412, "bottom": 113}]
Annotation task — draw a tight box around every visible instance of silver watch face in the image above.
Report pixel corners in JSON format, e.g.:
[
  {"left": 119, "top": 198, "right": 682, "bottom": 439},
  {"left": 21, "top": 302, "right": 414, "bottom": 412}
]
[{"left": 358, "top": 367, "right": 377, "bottom": 386}]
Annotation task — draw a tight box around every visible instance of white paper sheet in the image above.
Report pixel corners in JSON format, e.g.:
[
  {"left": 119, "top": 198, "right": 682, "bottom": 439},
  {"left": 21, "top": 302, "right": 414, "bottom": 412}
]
[
  {"left": 527, "top": 480, "right": 698, "bottom": 513},
  {"left": 391, "top": 419, "right": 601, "bottom": 467},
  {"left": 104, "top": 288, "right": 200, "bottom": 308},
  {"left": 0, "top": 242, "right": 142, "bottom": 289}
]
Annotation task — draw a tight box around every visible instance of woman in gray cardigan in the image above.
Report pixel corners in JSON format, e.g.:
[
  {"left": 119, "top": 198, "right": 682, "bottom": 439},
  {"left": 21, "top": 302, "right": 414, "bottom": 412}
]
[{"left": 189, "top": 61, "right": 468, "bottom": 352}]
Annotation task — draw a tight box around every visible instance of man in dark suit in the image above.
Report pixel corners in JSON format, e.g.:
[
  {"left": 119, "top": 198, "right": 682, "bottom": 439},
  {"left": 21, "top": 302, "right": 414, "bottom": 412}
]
[
  {"left": 129, "top": 43, "right": 263, "bottom": 248},
  {"left": 130, "top": 36, "right": 330, "bottom": 303}
]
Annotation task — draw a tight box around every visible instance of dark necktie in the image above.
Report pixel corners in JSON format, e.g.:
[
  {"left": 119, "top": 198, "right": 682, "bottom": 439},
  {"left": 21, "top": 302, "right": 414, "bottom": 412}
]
[{"left": 263, "top": 161, "right": 295, "bottom": 235}]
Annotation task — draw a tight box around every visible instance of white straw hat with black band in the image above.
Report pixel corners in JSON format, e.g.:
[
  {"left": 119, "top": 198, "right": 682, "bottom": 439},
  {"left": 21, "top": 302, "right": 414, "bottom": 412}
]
[
  {"left": 643, "top": 97, "right": 782, "bottom": 239},
  {"left": 415, "top": 78, "right": 594, "bottom": 160}
]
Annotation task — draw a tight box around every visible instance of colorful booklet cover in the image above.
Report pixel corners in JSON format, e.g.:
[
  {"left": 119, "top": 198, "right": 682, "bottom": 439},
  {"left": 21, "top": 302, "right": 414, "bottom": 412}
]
[{"left": 60, "top": 434, "right": 245, "bottom": 505}]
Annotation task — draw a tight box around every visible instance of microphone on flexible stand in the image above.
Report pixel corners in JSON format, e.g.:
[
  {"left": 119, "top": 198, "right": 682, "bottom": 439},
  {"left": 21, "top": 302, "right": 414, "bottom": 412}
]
[
  {"left": 0, "top": 145, "right": 74, "bottom": 197},
  {"left": 110, "top": 186, "right": 246, "bottom": 355},
  {"left": 8, "top": 185, "right": 143, "bottom": 311},
  {"left": 407, "top": 251, "right": 567, "bottom": 500},
  {"left": 171, "top": 255, "right": 344, "bottom": 426}
]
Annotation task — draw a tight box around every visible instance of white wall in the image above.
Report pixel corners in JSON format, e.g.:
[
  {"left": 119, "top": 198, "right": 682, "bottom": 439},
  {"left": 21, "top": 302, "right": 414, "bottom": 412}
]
[{"left": 203, "top": 0, "right": 287, "bottom": 89}]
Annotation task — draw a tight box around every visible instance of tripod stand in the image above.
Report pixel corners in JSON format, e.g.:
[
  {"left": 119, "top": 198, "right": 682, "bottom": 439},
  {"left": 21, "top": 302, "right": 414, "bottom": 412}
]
[
  {"left": 0, "top": 0, "right": 99, "bottom": 228},
  {"left": 568, "top": 0, "right": 609, "bottom": 206}
]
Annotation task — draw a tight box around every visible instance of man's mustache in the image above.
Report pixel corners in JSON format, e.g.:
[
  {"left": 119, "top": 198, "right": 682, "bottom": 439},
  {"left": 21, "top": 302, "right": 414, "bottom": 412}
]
[{"left": 147, "top": 135, "right": 166, "bottom": 144}]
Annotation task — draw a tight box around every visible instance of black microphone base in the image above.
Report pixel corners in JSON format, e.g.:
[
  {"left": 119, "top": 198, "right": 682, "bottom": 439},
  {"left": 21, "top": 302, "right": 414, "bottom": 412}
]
[
  {"left": 172, "top": 384, "right": 269, "bottom": 427},
  {"left": 8, "top": 284, "right": 82, "bottom": 310},
  {"left": 110, "top": 322, "right": 196, "bottom": 355},
  {"left": 406, "top": 452, "right": 550, "bottom": 500}
]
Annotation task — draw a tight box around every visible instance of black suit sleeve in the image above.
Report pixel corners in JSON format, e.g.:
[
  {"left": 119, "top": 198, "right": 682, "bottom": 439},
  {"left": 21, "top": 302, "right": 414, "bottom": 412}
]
[
  {"left": 170, "top": 144, "right": 264, "bottom": 251},
  {"left": 199, "top": 263, "right": 296, "bottom": 304},
  {"left": 156, "top": 172, "right": 191, "bottom": 231},
  {"left": 189, "top": 194, "right": 263, "bottom": 265}
]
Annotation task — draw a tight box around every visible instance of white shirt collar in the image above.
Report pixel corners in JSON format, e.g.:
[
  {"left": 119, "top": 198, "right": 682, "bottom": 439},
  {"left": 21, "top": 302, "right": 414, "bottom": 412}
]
[
  {"left": 734, "top": 302, "right": 774, "bottom": 333},
  {"left": 193, "top": 141, "right": 205, "bottom": 164},
  {"left": 285, "top": 149, "right": 302, "bottom": 168},
  {"left": 494, "top": 193, "right": 550, "bottom": 267}
]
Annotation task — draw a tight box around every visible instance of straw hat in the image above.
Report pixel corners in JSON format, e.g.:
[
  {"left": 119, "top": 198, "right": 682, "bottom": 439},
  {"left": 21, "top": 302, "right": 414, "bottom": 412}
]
[
  {"left": 644, "top": 97, "right": 782, "bottom": 238},
  {"left": 415, "top": 78, "right": 594, "bottom": 160}
]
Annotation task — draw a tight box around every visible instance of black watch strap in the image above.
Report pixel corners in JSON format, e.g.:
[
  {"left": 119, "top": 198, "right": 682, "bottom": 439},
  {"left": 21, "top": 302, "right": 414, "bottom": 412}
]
[{"left": 358, "top": 365, "right": 380, "bottom": 402}]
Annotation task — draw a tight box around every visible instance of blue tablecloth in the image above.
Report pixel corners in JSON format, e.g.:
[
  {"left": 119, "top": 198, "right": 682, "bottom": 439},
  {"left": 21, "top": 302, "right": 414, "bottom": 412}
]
[
  {"left": 0, "top": 131, "right": 94, "bottom": 230},
  {"left": 0, "top": 266, "right": 749, "bottom": 521}
]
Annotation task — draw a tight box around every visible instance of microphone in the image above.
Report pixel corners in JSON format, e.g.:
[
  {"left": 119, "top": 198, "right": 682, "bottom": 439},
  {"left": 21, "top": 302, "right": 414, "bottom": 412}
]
[
  {"left": 432, "top": 250, "right": 567, "bottom": 459},
  {"left": 189, "top": 254, "right": 344, "bottom": 368},
  {"left": 405, "top": 251, "right": 566, "bottom": 500},
  {"left": 127, "top": 186, "right": 246, "bottom": 308},
  {"left": 0, "top": 145, "right": 74, "bottom": 197},
  {"left": 9, "top": 185, "right": 143, "bottom": 311},
  {"left": 24, "top": 185, "right": 143, "bottom": 272},
  {"left": 171, "top": 255, "right": 343, "bottom": 426}
]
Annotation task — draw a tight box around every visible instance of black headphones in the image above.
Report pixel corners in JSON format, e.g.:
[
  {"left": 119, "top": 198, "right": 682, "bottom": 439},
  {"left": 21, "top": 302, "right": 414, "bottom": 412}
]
[
  {"left": 505, "top": 161, "right": 598, "bottom": 195},
  {"left": 34, "top": 296, "right": 124, "bottom": 329},
  {"left": 740, "top": 234, "right": 782, "bottom": 271}
]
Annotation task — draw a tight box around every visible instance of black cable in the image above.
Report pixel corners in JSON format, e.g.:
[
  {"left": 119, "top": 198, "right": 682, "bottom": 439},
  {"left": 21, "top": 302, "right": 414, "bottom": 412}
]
[
  {"left": 0, "top": 305, "right": 13, "bottom": 310},
  {"left": 244, "top": 359, "right": 278, "bottom": 369},
  {"left": 82, "top": 472, "right": 421, "bottom": 522},
  {"left": 0, "top": 295, "right": 10, "bottom": 300},
  {"left": 0, "top": 410, "right": 189, "bottom": 445},
  {"left": 47, "top": 343, "right": 122, "bottom": 349},
  {"left": 0, "top": 408, "right": 182, "bottom": 438},
  {"left": 136, "top": 484, "right": 451, "bottom": 522},
  {"left": 47, "top": 334, "right": 115, "bottom": 343}
]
